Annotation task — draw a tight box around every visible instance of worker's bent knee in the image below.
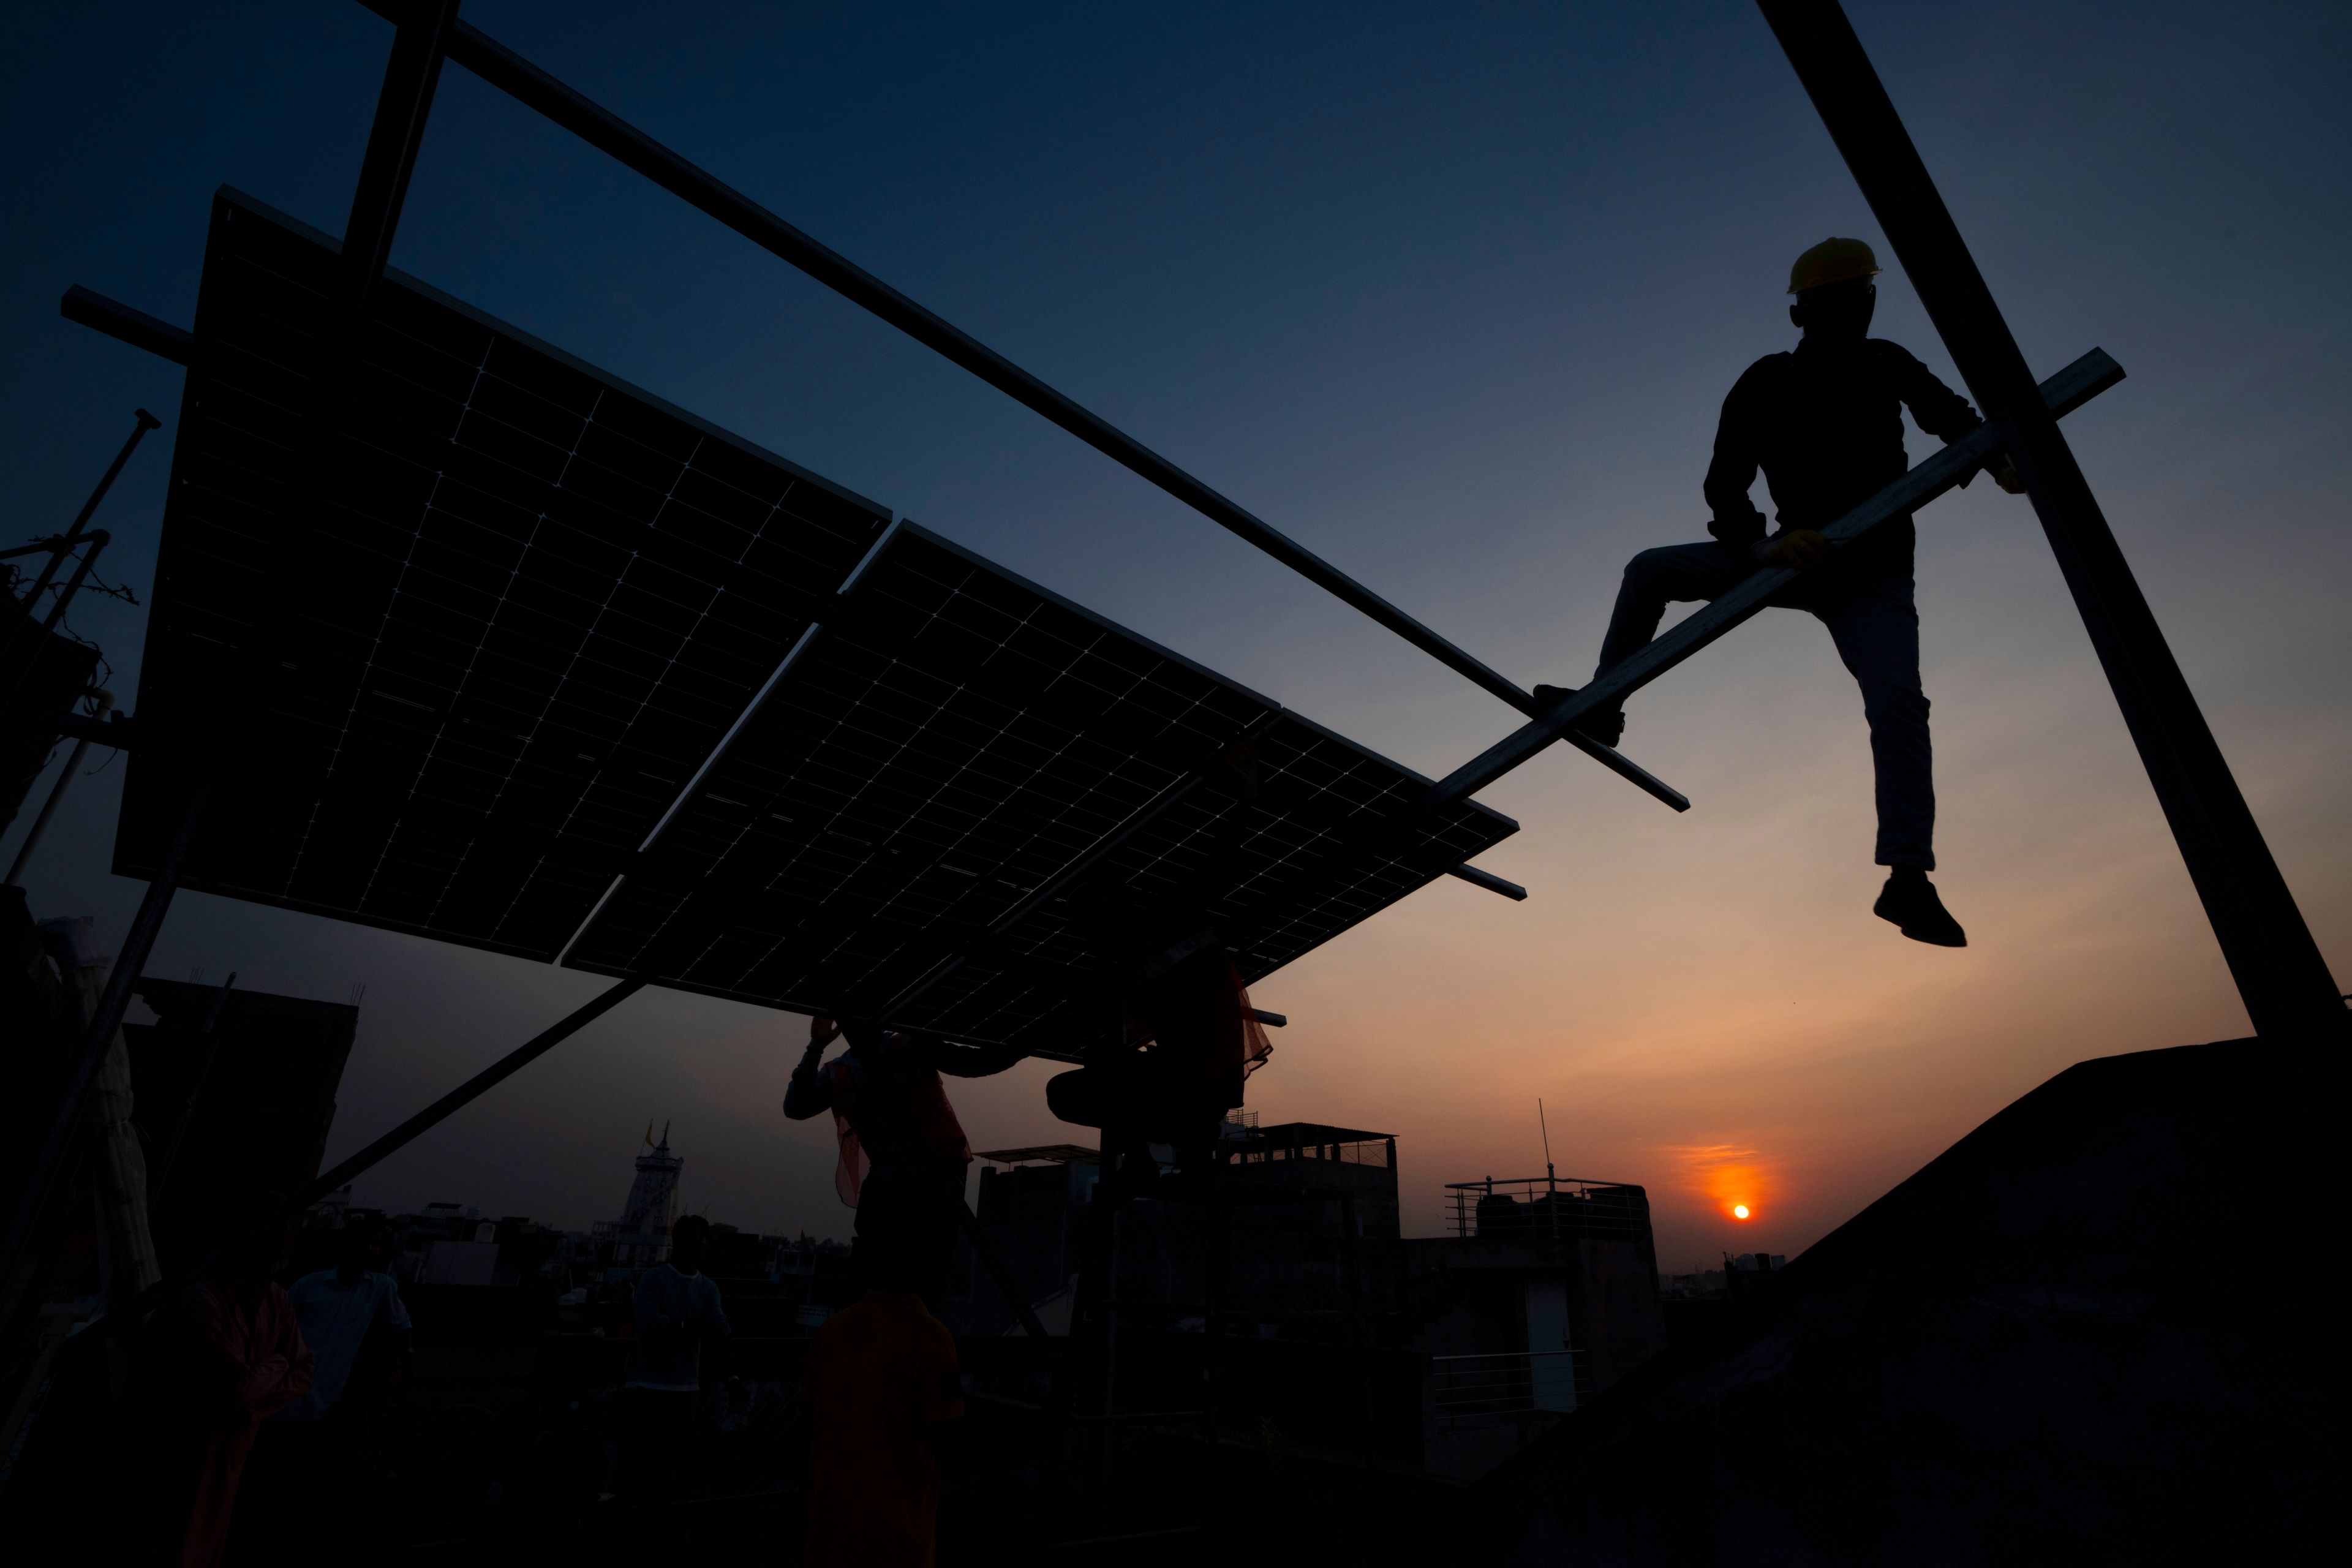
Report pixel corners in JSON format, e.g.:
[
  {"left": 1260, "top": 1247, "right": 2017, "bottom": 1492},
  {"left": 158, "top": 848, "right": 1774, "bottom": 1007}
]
[{"left": 1624, "top": 545, "right": 1684, "bottom": 581}]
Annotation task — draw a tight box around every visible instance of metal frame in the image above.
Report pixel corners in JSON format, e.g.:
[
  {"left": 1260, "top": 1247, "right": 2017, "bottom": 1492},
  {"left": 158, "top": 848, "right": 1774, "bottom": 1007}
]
[
  {"left": 1208, "top": 348, "right": 2124, "bottom": 960},
  {"left": 350, "top": 1, "right": 1686, "bottom": 813},
  {"left": 60, "top": 287, "right": 192, "bottom": 365},
  {"left": 1757, "top": 1, "right": 2343, "bottom": 1069},
  {"left": 0, "top": 2, "right": 461, "bottom": 1295},
  {"left": 1415, "top": 349, "right": 2124, "bottom": 823},
  {"left": 71, "top": 978, "right": 647, "bottom": 1342},
  {"left": 20, "top": 0, "right": 2335, "bottom": 1339}
]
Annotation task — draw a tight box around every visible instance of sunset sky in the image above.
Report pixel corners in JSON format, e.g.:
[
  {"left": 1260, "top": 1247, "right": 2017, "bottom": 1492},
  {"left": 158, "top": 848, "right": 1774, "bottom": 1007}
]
[{"left": 5, "top": 1, "right": 2345, "bottom": 1270}]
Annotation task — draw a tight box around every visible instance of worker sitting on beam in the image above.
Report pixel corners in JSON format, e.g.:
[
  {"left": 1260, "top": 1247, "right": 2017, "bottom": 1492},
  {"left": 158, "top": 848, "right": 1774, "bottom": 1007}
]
[{"left": 1539, "top": 237, "right": 2024, "bottom": 946}]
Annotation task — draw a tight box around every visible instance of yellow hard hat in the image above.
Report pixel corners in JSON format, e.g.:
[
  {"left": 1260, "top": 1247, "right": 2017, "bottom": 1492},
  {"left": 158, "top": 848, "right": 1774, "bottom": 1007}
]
[{"left": 1789, "top": 236, "right": 1882, "bottom": 295}]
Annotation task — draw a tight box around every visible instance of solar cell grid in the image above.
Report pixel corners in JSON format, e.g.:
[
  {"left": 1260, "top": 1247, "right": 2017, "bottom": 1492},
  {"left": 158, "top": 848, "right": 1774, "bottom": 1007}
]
[
  {"left": 563, "top": 526, "right": 1515, "bottom": 1047},
  {"left": 121, "top": 187, "right": 1515, "bottom": 1045},
  {"left": 118, "top": 189, "right": 891, "bottom": 959}
]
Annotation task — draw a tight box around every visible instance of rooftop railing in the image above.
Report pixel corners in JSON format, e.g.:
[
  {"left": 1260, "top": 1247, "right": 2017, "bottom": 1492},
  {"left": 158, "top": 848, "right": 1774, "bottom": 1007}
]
[
  {"left": 1431, "top": 1348, "right": 1591, "bottom": 1425},
  {"left": 1441, "top": 1175, "right": 1648, "bottom": 1240}
]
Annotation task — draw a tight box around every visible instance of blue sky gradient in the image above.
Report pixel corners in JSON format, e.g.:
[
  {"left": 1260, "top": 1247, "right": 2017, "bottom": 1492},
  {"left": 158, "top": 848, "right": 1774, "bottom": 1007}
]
[{"left": 5, "top": 2, "right": 2346, "bottom": 1262}]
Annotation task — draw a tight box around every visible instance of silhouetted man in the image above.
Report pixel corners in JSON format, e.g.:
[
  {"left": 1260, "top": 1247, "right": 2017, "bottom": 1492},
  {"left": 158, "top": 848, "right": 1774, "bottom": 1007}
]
[
  {"left": 232, "top": 1215, "right": 412, "bottom": 1556},
  {"left": 1542, "top": 236, "right": 2023, "bottom": 946},
  {"left": 785, "top": 1018, "right": 1018, "bottom": 1308},
  {"left": 620, "top": 1213, "right": 731, "bottom": 1528}
]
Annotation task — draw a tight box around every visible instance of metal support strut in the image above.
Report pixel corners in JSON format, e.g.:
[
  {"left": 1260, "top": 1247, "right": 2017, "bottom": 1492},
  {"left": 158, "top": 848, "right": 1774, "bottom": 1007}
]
[
  {"left": 1758, "top": 0, "right": 2345, "bottom": 1066},
  {"left": 350, "top": 1, "right": 1686, "bottom": 813},
  {"left": 76, "top": 978, "right": 647, "bottom": 1343}
]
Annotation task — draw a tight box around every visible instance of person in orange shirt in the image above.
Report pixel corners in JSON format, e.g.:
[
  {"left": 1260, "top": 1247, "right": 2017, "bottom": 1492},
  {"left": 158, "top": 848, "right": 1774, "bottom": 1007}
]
[
  {"left": 783, "top": 1016, "right": 1016, "bottom": 1308},
  {"left": 804, "top": 1235, "right": 965, "bottom": 1568},
  {"left": 108, "top": 1192, "right": 315, "bottom": 1568}
]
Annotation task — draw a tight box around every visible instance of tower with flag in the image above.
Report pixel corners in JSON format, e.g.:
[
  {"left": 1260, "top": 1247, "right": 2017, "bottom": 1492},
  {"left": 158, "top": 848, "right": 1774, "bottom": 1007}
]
[{"left": 617, "top": 1120, "right": 684, "bottom": 1259}]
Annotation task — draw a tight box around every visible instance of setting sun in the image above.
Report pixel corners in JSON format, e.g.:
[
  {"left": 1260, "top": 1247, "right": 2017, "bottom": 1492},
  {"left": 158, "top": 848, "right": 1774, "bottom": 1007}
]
[{"left": 1732, "top": 1204, "right": 1751, "bottom": 1219}]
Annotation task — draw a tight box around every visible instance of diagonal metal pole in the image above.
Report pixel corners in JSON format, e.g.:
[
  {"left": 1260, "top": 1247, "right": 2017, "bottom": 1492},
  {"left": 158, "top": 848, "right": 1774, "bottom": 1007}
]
[
  {"left": 340, "top": 0, "right": 464, "bottom": 328},
  {"left": 69, "top": 978, "right": 645, "bottom": 1344},
  {"left": 1409, "top": 348, "right": 2123, "bottom": 821},
  {"left": 7, "top": 409, "right": 157, "bottom": 620},
  {"left": 350, "top": 3, "right": 1685, "bottom": 812},
  {"left": 1, "top": 404, "right": 159, "bottom": 713},
  {"left": 1213, "top": 350, "right": 2121, "bottom": 963},
  {"left": 1757, "top": 0, "right": 2345, "bottom": 1063}
]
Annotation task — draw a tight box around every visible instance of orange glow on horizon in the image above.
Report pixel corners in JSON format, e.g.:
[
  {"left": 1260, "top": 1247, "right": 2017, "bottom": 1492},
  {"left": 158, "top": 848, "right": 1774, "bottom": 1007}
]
[{"left": 1672, "top": 1144, "right": 1774, "bottom": 1231}]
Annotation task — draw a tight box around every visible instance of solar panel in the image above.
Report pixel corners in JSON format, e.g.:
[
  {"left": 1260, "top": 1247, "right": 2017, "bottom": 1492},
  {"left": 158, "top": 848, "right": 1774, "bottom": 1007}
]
[
  {"left": 121, "top": 187, "right": 1516, "bottom": 1043},
  {"left": 560, "top": 524, "right": 1517, "bottom": 1049},
  {"left": 116, "top": 189, "right": 891, "bottom": 959}
]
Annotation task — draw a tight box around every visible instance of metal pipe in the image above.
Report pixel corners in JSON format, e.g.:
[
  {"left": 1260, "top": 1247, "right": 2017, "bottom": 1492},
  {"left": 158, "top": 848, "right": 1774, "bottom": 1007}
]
[
  {"left": 341, "top": 0, "right": 463, "bottom": 325},
  {"left": 391, "top": 9, "right": 1687, "bottom": 810},
  {"left": 1409, "top": 348, "right": 2123, "bottom": 824},
  {"left": 3, "top": 410, "right": 156, "bottom": 718},
  {"left": 1446, "top": 863, "right": 1528, "bottom": 901},
  {"left": 12, "top": 410, "right": 156, "bottom": 615},
  {"left": 35, "top": 710, "right": 134, "bottom": 749},
  {"left": 4, "top": 691, "right": 111, "bottom": 887},
  {"left": 1757, "top": 0, "right": 2345, "bottom": 1060},
  {"left": 60, "top": 287, "right": 194, "bottom": 366},
  {"left": 33, "top": 532, "right": 108, "bottom": 639},
  {"left": 0, "top": 533, "right": 113, "bottom": 720}
]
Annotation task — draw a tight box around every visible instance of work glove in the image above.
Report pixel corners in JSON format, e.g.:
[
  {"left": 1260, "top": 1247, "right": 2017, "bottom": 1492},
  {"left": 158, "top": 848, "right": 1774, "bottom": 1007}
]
[{"left": 1766, "top": 529, "right": 1833, "bottom": 570}]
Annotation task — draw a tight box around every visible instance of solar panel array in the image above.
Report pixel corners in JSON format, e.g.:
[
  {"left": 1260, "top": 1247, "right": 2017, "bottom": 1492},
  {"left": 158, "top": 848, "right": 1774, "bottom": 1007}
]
[
  {"left": 562, "top": 525, "right": 1516, "bottom": 1049},
  {"left": 118, "top": 189, "right": 890, "bottom": 959},
  {"left": 123, "top": 188, "right": 1517, "bottom": 1046}
]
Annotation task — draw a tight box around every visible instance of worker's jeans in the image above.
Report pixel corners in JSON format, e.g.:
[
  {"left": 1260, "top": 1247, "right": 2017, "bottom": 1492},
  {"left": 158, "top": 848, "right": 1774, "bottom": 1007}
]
[{"left": 1595, "top": 541, "right": 1935, "bottom": 869}]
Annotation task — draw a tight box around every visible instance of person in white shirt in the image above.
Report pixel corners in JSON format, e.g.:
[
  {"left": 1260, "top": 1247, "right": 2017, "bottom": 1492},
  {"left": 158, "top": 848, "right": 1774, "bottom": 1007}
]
[
  {"left": 279, "top": 1215, "right": 412, "bottom": 1430},
  {"left": 620, "top": 1214, "right": 731, "bottom": 1526},
  {"left": 234, "top": 1215, "right": 410, "bottom": 1556}
]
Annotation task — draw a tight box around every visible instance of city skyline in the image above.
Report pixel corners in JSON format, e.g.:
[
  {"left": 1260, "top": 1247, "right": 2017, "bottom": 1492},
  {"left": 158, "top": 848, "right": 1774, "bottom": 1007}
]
[{"left": 5, "top": 1, "right": 2346, "bottom": 1268}]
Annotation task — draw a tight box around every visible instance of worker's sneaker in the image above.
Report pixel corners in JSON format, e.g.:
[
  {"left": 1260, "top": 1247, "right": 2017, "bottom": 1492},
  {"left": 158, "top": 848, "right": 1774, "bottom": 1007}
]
[
  {"left": 1873, "top": 869, "right": 1967, "bottom": 948},
  {"left": 1530, "top": 684, "right": 1626, "bottom": 748}
]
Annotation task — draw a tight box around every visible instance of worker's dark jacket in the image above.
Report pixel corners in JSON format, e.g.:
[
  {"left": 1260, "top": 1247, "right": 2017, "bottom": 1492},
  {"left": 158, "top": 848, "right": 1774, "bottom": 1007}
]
[{"left": 1702, "top": 336, "right": 1984, "bottom": 579}]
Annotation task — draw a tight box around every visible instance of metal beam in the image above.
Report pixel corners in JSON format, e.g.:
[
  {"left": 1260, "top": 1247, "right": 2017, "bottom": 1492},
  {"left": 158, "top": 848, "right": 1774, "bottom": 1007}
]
[
  {"left": 60, "top": 287, "right": 192, "bottom": 365},
  {"left": 340, "top": 0, "right": 462, "bottom": 322},
  {"left": 33, "top": 709, "right": 135, "bottom": 750},
  {"left": 1758, "top": 0, "right": 2345, "bottom": 1060},
  {"left": 374, "top": 7, "right": 1686, "bottom": 811},
  {"left": 4, "top": 407, "right": 157, "bottom": 670},
  {"left": 63, "top": 978, "right": 646, "bottom": 1343},
  {"left": 1446, "top": 863, "right": 1529, "bottom": 902},
  {"left": 1411, "top": 348, "right": 2123, "bottom": 823}
]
